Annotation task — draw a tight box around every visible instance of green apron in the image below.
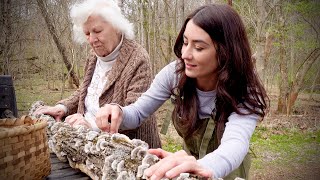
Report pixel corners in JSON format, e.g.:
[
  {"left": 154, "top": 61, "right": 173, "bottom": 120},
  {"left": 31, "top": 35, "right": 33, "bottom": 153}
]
[{"left": 168, "top": 94, "right": 251, "bottom": 179}]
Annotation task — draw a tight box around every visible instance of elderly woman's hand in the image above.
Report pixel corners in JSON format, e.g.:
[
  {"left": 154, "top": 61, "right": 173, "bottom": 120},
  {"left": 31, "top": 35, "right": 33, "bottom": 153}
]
[
  {"left": 65, "top": 113, "right": 91, "bottom": 129},
  {"left": 33, "top": 105, "right": 66, "bottom": 122},
  {"left": 96, "top": 104, "right": 123, "bottom": 133},
  {"left": 144, "top": 149, "right": 213, "bottom": 180}
]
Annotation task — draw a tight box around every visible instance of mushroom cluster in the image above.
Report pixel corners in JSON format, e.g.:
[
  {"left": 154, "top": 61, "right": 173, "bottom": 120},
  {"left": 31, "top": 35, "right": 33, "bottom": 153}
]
[{"left": 29, "top": 101, "right": 209, "bottom": 180}]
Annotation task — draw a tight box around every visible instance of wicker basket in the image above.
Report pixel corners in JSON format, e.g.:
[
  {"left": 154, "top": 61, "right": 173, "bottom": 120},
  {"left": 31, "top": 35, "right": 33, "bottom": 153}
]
[{"left": 0, "top": 116, "right": 51, "bottom": 179}]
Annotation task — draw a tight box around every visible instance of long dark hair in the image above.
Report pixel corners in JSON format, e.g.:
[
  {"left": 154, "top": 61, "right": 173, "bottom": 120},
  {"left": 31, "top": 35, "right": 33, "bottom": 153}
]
[{"left": 172, "top": 4, "right": 269, "bottom": 145}]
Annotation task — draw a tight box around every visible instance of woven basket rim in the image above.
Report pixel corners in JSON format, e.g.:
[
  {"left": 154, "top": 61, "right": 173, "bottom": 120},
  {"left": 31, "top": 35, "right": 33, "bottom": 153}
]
[{"left": 0, "top": 116, "right": 48, "bottom": 139}]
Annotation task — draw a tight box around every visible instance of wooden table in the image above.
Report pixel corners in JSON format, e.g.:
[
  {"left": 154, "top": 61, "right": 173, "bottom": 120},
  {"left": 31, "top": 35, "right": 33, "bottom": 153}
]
[{"left": 46, "top": 153, "right": 90, "bottom": 180}]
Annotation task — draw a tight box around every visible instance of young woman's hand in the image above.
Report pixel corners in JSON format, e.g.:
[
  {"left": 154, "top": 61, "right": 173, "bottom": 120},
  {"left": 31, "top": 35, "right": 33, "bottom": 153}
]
[
  {"left": 145, "top": 149, "right": 213, "bottom": 180},
  {"left": 95, "top": 104, "right": 123, "bottom": 133},
  {"left": 33, "top": 105, "right": 65, "bottom": 122},
  {"left": 65, "top": 113, "right": 91, "bottom": 129}
]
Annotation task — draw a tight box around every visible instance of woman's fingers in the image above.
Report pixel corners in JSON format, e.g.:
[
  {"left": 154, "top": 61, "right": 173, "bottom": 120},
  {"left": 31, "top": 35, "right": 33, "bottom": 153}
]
[
  {"left": 96, "top": 104, "right": 122, "bottom": 133},
  {"left": 96, "top": 105, "right": 110, "bottom": 130},
  {"left": 144, "top": 150, "right": 212, "bottom": 179},
  {"left": 73, "top": 119, "right": 91, "bottom": 128},
  {"left": 65, "top": 114, "right": 83, "bottom": 126},
  {"left": 148, "top": 148, "right": 172, "bottom": 159},
  {"left": 100, "top": 114, "right": 111, "bottom": 132},
  {"left": 109, "top": 105, "right": 122, "bottom": 133},
  {"left": 33, "top": 106, "right": 65, "bottom": 122},
  {"left": 65, "top": 114, "right": 76, "bottom": 125},
  {"left": 144, "top": 150, "right": 186, "bottom": 179},
  {"left": 33, "top": 106, "right": 50, "bottom": 115},
  {"left": 164, "top": 155, "right": 210, "bottom": 178},
  {"left": 64, "top": 114, "right": 91, "bottom": 129}
]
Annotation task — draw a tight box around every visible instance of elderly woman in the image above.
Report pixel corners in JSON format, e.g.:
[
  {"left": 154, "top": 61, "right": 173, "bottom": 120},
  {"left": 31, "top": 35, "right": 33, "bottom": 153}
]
[{"left": 35, "top": 0, "right": 161, "bottom": 148}]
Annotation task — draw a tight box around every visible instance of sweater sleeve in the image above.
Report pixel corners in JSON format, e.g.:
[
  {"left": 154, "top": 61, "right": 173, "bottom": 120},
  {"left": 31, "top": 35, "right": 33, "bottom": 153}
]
[
  {"left": 124, "top": 45, "right": 153, "bottom": 105},
  {"left": 120, "top": 61, "right": 177, "bottom": 129},
  {"left": 197, "top": 111, "right": 258, "bottom": 179}
]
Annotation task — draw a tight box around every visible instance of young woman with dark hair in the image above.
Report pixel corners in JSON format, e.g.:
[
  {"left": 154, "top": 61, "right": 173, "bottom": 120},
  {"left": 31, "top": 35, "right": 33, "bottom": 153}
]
[{"left": 95, "top": 4, "right": 268, "bottom": 180}]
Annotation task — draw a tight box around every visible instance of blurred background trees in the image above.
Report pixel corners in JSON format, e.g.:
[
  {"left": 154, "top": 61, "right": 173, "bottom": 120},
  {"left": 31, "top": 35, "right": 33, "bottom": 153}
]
[{"left": 0, "top": 0, "right": 319, "bottom": 115}]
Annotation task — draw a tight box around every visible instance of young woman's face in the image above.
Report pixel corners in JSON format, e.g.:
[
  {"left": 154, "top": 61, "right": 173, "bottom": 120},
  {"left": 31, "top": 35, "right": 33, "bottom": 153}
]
[
  {"left": 83, "top": 15, "right": 120, "bottom": 57},
  {"left": 181, "top": 19, "right": 218, "bottom": 90}
]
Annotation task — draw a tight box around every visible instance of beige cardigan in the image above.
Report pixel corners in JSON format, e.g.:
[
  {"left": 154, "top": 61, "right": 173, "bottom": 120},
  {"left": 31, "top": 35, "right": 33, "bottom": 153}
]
[{"left": 58, "top": 38, "right": 161, "bottom": 148}]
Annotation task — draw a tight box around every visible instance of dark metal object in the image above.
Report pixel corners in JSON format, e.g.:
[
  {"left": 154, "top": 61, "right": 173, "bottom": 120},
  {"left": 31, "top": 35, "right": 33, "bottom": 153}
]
[{"left": 0, "top": 75, "right": 18, "bottom": 118}]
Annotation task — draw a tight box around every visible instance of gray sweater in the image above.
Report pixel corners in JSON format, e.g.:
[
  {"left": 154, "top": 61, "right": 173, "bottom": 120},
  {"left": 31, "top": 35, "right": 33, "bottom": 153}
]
[{"left": 120, "top": 61, "right": 258, "bottom": 178}]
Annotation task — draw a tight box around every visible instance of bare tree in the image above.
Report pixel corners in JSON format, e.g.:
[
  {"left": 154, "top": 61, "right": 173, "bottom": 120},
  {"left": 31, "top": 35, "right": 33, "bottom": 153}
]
[
  {"left": 277, "top": 15, "right": 289, "bottom": 114},
  {"left": 160, "top": 0, "right": 174, "bottom": 64},
  {"left": 273, "top": 0, "right": 320, "bottom": 114},
  {"left": 1, "top": 0, "right": 12, "bottom": 75},
  {"left": 36, "top": 0, "right": 79, "bottom": 87},
  {"left": 287, "top": 48, "right": 320, "bottom": 114}
]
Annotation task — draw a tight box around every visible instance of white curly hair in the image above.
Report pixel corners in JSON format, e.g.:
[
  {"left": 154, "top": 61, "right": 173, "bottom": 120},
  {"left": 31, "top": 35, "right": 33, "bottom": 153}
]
[{"left": 70, "top": 0, "right": 134, "bottom": 44}]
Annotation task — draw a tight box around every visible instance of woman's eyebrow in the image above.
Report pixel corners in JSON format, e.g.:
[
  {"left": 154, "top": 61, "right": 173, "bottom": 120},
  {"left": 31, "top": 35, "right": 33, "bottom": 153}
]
[{"left": 183, "top": 35, "right": 210, "bottom": 46}]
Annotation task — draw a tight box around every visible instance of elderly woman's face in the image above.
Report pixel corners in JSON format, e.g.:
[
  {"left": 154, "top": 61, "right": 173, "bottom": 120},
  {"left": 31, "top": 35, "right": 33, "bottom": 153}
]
[{"left": 83, "top": 15, "right": 120, "bottom": 57}]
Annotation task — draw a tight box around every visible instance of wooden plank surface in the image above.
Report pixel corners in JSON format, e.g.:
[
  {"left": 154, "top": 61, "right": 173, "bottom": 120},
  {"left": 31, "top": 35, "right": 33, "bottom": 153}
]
[{"left": 46, "top": 153, "right": 90, "bottom": 180}]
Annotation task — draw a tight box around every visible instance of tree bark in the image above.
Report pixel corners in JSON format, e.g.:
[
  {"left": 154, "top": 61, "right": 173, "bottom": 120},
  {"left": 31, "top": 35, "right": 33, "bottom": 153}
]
[
  {"left": 1, "top": 0, "right": 12, "bottom": 75},
  {"left": 180, "top": 0, "right": 185, "bottom": 23},
  {"left": 163, "top": 0, "right": 172, "bottom": 64},
  {"left": 36, "top": 0, "right": 79, "bottom": 87},
  {"left": 277, "top": 17, "right": 289, "bottom": 114},
  {"left": 308, "top": 68, "right": 320, "bottom": 100},
  {"left": 255, "top": 0, "right": 267, "bottom": 82},
  {"left": 152, "top": 0, "right": 159, "bottom": 74},
  {"left": 142, "top": 0, "right": 149, "bottom": 53},
  {"left": 287, "top": 48, "right": 320, "bottom": 114}
]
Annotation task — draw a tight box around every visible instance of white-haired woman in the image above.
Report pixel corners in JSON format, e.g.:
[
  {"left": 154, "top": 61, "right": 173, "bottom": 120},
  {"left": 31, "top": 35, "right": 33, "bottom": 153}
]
[{"left": 35, "top": 0, "right": 161, "bottom": 148}]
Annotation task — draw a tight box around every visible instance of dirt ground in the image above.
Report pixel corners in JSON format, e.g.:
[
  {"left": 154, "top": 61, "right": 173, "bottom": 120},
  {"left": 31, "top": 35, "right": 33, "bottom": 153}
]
[{"left": 251, "top": 96, "right": 320, "bottom": 180}]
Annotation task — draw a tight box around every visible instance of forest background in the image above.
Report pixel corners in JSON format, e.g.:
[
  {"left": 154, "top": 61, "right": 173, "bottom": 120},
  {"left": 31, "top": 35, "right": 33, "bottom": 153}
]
[{"left": 0, "top": 0, "right": 319, "bottom": 179}]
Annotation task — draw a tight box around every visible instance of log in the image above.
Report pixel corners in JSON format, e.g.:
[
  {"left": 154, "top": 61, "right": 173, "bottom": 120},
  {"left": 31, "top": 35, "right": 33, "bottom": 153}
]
[{"left": 29, "top": 101, "right": 209, "bottom": 180}]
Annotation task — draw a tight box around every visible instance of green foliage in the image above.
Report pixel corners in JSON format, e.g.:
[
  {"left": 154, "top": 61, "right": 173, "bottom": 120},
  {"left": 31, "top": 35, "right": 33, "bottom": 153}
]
[
  {"left": 162, "top": 136, "right": 183, "bottom": 153},
  {"left": 14, "top": 75, "right": 74, "bottom": 116},
  {"left": 251, "top": 126, "right": 319, "bottom": 165},
  {"left": 285, "top": 1, "right": 320, "bottom": 18}
]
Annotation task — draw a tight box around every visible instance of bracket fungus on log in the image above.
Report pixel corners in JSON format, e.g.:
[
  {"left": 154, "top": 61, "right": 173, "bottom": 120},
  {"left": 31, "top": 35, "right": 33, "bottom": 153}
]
[{"left": 29, "top": 101, "right": 215, "bottom": 180}]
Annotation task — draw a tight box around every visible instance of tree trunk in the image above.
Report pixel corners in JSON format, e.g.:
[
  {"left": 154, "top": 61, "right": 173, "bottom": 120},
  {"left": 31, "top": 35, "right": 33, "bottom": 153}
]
[
  {"left": 152, "top": 0, "right": 159, "bottom": 74},
  {"left": 174, "top": 1, "right": 177, "bottom": 34},
  {"left": 36, "top": 0, "right": 79, "bottom": 87},
  {"left": 264, "top": 31, "right": 274, "bottom": 66},
  {"left": 277, "top": 17, "right": 289, "bottom": 114},
  {"left": 254, "top": 0, "right": 267, "bottom": 82},
  {"left": 287, "top": 48, "right": 320, "bottom": 114},
  {"left": 180, "top": 0, "right": 185, "bottom": 24},
  {"left": 2, "top": 0, "right": 12, "bottom": 75},
  {"left": 163, "top": 0, "right": 172, "bottom": 64},
  {"left": 138, "top": 0, "right": 144, "bottom": 46},
  {"left": 142, "top": 0, "right": 149, "bottom": 53},
  {"left": 308, "top": 68, "right": 320, "bottom": 100}
]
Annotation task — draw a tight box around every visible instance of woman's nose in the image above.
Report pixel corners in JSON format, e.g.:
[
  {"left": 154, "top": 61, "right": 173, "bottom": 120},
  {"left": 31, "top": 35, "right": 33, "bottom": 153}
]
[
  {"left": 181, "top": 46, "right": 192, "bottom": 60},
  {"left": 88, "top": 34, "right": 97, "bottom": 44}
]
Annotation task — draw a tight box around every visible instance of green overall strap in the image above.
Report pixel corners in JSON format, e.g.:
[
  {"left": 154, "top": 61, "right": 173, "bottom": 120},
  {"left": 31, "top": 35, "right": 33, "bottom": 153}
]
[
  {"left": 160, "top": 92, "right": 179, "bottom": 135},
  {"left": 199, "top": 117, "right": 215, "bottom": 159},
  {"left": 160, "top": 109, "right": 172, "bottom": 135}
]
